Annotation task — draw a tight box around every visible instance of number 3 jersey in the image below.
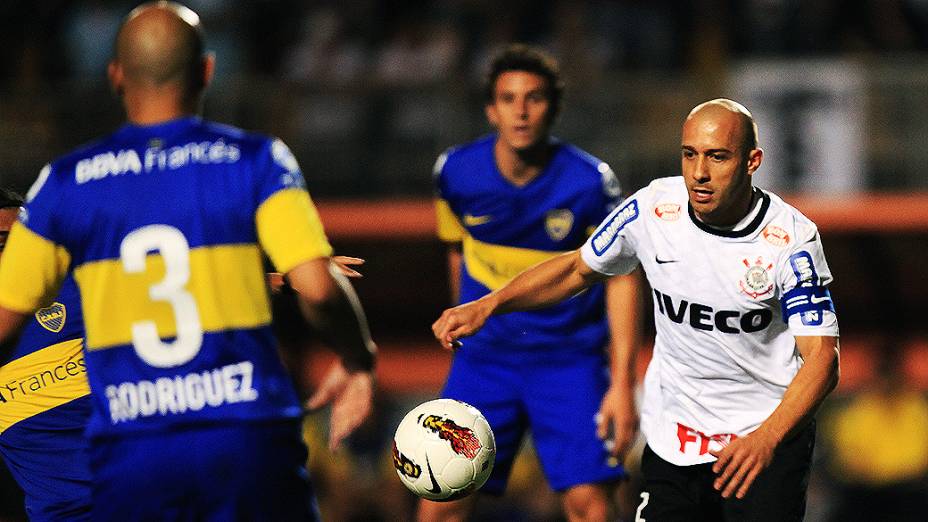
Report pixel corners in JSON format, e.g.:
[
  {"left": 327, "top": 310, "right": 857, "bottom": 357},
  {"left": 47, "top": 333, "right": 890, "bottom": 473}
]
[
  {"left": 580, "top": 176, "right": 840, "bottom": 466},
  {"left": 0, "top": 117, "right": 333, "bottom": 439}
]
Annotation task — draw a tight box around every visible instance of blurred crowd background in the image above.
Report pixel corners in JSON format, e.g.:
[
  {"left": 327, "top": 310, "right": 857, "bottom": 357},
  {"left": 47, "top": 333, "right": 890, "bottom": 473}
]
[{"left": 1, "top": 1, "right": 927, "bottom": 521}]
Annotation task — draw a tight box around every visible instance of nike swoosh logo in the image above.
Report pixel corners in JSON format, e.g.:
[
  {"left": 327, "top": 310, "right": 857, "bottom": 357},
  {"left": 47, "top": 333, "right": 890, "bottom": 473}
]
[
  {"left": 463, "top": 214, "right": 493, "bottom": 226},
  {"left": 425, "top": 456, "right": 442, "bottom": 495},
  {"left": 810, "top": 295, "right": 830, "bottom": 304},
  {"left": 655, "top": 256, "right": 678, "bottom": 264}
]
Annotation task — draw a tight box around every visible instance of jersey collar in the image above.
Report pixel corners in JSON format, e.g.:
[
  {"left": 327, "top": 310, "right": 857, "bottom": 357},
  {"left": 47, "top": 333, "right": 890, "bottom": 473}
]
[{"left": 687, "top": 188, "right": 770, "bottom": 238}]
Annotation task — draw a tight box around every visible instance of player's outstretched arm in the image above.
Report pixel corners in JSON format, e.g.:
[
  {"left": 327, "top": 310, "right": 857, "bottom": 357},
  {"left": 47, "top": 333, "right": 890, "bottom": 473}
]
[
  {"left": 710, "top": 335, "right": 839, "bottom": 499},
  {"left": 286, "top": 257, "right": 377, "bottom": 450},
  {"left": 432, "top": 249, "right": 607, "bottom": 349}
]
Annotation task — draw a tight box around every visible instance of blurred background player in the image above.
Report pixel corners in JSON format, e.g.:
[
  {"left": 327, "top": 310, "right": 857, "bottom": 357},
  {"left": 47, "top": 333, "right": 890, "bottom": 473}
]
[
  {"left": 425, "top": 44, "right": 643, "bottom": 522},
  {"left": 432, "top": 98, "right": 840, "bottom": 521},
  {"left": 0, "top": 3, "right": 376, "bottom": 521},
  {"left": 0, "top": 188, "right": 91, "bottom": 522}
]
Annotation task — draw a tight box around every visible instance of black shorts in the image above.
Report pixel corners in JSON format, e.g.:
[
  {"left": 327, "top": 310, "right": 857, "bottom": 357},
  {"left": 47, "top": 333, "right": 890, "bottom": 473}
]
[{"left": 635, "top": 421, "right": 815, "bottom": 522}]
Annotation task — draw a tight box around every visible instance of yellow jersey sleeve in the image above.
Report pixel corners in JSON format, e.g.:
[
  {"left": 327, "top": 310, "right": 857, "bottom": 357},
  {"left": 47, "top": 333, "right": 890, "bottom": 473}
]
[
  {"left": 256, "top": 188, "right": 334, "bottom": 274},
  {"left": 0, "top": 223, "right": 70, "bottom": 313},
  {"left": 435, "top": 198, "right": 465, "bottom": 243}
]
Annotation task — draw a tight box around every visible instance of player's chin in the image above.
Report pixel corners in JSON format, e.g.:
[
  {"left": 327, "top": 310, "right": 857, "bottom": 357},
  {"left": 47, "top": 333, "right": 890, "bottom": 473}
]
[
  {"left": 688, "top": 195, "right": 717, "bottom": 215},
  {"left": 505, "top": 134, "right": 543, "bottom": 152}
]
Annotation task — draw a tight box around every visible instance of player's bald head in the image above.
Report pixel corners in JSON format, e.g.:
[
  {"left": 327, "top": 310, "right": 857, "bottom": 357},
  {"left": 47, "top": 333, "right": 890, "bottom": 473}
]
[
  {"left": 113, "top": 2, "right": 204, "bottom": 89},
  {"left": 685, "top": 98, "right": 758, "bottom": 153}
]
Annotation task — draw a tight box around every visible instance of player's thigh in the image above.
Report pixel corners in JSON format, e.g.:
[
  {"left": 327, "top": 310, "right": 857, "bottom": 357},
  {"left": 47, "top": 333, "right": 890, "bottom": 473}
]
[
  {"left": 91, "top": 420, "right": 317, "bottom": 522},
  {"left": 722, "top": 421, "right": 815, "bottom": 522},
  {"left": 524, "top": 353, "right": 624, "bottom": 491},
  {"left": 417, "top": 494, "right": 478, "bottom": 522},
  {"left": 442, "top": 352, "right": 525, "bottom": 494},
  {"left": 200, "top": 420, "right": 318, "bottom": 521},
  {"left": 637, "top": 445, "right": 720, "bottom": 522}
]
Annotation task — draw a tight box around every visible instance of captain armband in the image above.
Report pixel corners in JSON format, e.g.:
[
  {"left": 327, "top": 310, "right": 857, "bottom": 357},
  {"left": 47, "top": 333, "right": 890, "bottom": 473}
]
[{"left": 780, "top": 286, "right": 835, "bottom": 323}]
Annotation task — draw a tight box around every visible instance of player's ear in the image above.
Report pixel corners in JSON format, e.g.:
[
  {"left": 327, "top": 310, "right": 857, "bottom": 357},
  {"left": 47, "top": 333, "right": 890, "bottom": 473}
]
[
  {"left": 201, "top": 52, "right": 215, "bottom": 90},
  {"left": 107, "top": 60, "right": 124, "bottom": 98},
  {"left": 485, "top": 103, "right": 499, "bottom": 128},
  {"left": 746, "top": 148, "right": 763, "bottom": 175}
]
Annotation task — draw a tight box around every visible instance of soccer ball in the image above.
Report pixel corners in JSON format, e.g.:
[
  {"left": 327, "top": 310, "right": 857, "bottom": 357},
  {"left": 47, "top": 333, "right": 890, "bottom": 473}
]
[{"left": 392, "top": 398, "right": 496, "bottom": 501}]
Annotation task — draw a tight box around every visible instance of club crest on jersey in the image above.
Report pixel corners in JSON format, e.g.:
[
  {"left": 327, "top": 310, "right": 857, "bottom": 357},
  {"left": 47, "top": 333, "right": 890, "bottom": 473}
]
[
  {"left": 35, "top": 302, "right": 66, "bottom": 333},
  {"left": 739, "top": 257, "right": 774, "bottom": 298},
  {"left": 762, "top": 225, "right": 790, "bottom": 246},
  {"left": 545, "top": 209, "right": 574, "bottom": 242},
  {"left": 654, "top": 203, "right": 681, "bottom": 221}
]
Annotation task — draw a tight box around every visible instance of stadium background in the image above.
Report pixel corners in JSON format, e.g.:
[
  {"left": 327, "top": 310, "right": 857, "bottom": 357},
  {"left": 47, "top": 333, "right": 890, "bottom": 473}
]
[{"left": 1, "top": 1, "right": 927, "bottom": 520}]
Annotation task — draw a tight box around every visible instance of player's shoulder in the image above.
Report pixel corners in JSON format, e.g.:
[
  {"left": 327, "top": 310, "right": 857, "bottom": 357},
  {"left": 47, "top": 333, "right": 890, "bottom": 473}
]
[
  {"left": 760, "top": 189, "right": 820, "bottom": 243},
  {"left": 195, "top": 119, "right": 279, "bottom": 154},
  {"left": 434, "top": 134, "right": 495, "bottom": 178},
  {"left": 628, "top": 176, "right": 686, "bottom": 205},
  {"left": 555, "top": 140, "right": 620, "bottom": 191}
]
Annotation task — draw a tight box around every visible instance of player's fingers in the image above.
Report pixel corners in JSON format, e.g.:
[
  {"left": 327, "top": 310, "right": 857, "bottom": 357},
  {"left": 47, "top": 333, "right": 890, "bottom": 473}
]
[
  {"left": 710, "top": 445, "right": 731, "bottom": 474},
  {"left": 337, "top": 266, "right": 363, "bottom": 278},
  {"left": 332, "top": 256, "right": 365, "bottom": 266},
  {"left": 306, "top": 385, "right": 335, "bottom": 410},
  {"left": 735, "top": 467, "right": 761, "bottom": 499},
  {"left": 266, "top": 272, "right": 285, "bottom": 293},
  {"left": 713, "top": 451, "right": 739, "bottom": 489},
  {"left": 720, "top": 459, "right": 751, "bottom": 498},
  {"left": 594, "top": 412, "right": 608, "bottom": 440}
]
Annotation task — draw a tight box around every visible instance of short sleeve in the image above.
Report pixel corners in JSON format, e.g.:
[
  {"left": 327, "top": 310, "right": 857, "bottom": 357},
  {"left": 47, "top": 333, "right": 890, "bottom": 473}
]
[
  {"left": 776, "top": 224, "right": 839, "bottom": 336},
  {"left": 0, "top": 164, "right": 70, "bottom": 313},
  {"left": 587, "top": 161, "right": 624, "bottom": 236},
  {"left": 580, "top": 198, "right": 642, "bottom": 276},
  {"left": 435, "top": 199, "right": 464, "bottom": 242},
  {"left": 432, "top": 151, "right": 465, "bottom": 243},
  {"left": 254, "top": 139, "right": 333, "bottom": 273}
]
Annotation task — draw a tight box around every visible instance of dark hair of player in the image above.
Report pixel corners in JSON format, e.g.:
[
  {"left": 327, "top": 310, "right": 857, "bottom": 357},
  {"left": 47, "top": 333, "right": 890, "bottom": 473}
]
[
  {"left": 484, "top": 43, "right": 564, "bottom": 120},
  {"left": 0, "top": 188, "right": 23, "bottom": 210}
]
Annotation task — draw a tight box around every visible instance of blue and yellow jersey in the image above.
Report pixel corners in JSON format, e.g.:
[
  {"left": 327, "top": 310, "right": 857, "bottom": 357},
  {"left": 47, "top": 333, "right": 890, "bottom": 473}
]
[
  {"left": 0, "top": 116, "right": 333, "bottom": 439},
  {"left": 434, "top": 135, "right": 622, "bottom": 354},
  {"left": 0, "top": 275, "right": 92, "bottom": 521}
]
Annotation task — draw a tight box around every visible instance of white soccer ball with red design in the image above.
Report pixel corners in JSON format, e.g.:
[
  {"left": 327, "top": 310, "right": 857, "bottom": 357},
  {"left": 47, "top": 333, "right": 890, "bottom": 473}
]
[{"left": 392, "top": 398, "right": 496, "bottom": 501}]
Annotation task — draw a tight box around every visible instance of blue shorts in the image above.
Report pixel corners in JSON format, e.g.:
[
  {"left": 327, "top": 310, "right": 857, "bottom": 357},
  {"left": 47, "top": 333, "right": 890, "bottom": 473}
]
[
  {"left": 90, "top": 419, "right": 319, "bottom": 521},
  {"left": 442, "top": 346, "right": 626, "bottom": 493}
]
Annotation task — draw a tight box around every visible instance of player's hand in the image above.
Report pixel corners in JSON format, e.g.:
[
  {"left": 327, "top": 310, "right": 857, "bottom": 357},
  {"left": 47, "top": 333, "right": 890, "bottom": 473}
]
[
  {"left": 267, "top": 257, "right": 365, "bottom": 294},
  {"left": 709, "top": 428, "right": 778, "bottom": 499},
  {"left": 306, "top": 360, "right": 374, "bottom": 451},
  {"left": 331, "top": 256, "right": 365, "bottom": 278},
  {"left": 596, "top": 384, "right": 639, "bottom": 462},
  {"left": 431, "top": 298, "right": 495, "bottom": 350}
]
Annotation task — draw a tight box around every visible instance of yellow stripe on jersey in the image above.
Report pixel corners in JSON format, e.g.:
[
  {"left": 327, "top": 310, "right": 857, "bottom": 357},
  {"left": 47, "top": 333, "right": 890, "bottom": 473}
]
[
  {"left": 0, "top": 339, "right": 88, "bottom": 433},
  {"left": 257, "top": 188, "right": 333, "bottom": 274},
  {"left": 435, "top": 199, "right": 465, "bottom": 243},
  {"left": 0, "top": 223, "right": 70, "bottom": 314},
  {"left": 73, "top": 244, "right": 270, "bottom": 351},
  {"left": 463, "top": 235, "right": 563, "bottom": 291}
]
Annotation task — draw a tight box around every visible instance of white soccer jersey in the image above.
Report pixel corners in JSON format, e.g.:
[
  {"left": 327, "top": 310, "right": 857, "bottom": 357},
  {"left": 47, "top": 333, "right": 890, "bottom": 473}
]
[{"left": 580, "top": 177, "right": 839, "bottom": 466}]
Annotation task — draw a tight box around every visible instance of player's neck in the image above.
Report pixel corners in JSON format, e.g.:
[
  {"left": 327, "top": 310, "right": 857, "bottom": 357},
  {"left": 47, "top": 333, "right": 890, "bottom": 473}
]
[
  {"left": 122, "top": 89, "right": 200, "bottom": 126},
  {"left": 494, "top": 139, "right": 550, "bottom": 187}
]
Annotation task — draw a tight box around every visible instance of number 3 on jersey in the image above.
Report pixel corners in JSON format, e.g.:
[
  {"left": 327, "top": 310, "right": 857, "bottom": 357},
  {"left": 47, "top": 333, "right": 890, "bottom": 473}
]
[{"left": 120, "top": 225, "right": 203, "bottom": 368}]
